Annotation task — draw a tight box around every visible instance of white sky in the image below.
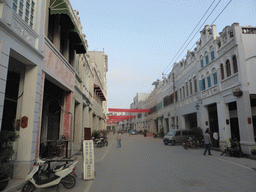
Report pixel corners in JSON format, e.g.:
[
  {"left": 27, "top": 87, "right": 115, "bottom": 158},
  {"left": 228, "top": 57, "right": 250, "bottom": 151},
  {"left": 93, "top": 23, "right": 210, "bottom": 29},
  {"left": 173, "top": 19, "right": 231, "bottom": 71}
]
[{"left": 70, "top": 0, "right": 256, "bottom": 109}]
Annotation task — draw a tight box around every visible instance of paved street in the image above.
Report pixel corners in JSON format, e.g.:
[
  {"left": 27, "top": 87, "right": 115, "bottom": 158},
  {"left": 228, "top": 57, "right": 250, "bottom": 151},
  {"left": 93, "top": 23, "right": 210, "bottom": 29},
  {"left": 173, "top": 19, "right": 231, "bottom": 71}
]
[{"left": 17, "top": 133, "right": 256, "bottom": 192}]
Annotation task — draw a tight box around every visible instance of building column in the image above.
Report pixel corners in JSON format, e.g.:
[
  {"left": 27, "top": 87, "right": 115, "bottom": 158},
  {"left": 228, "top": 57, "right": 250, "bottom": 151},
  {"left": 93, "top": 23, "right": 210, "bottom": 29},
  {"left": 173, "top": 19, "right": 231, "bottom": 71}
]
[
  {"left": 74, "top": 102, "right": 83, "bottom": 152},
  {"left": 0, "top": 41, "right": 9, "bottom": 130},
  {"left": 217, "top": 102, "right": 231, "bottom": 150},
  {"left": 199, "top": 105, "right": 209, "bottom": 132},
  {"left": 236, "top": 92, "right": 256, "bottom": 154},
  {"left": 14, "top": 65, "right": 39, "bottom": 178}
]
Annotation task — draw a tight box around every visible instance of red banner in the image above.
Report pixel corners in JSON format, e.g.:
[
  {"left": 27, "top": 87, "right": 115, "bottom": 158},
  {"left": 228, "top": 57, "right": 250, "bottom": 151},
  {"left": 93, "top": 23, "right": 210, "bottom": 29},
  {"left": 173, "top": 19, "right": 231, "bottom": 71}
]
[
  {"left": 108, "top": 116, "right": 136, "bottom": 119},
  {"left": 108, "top": 108, "right": 150, "bottom": 113}
]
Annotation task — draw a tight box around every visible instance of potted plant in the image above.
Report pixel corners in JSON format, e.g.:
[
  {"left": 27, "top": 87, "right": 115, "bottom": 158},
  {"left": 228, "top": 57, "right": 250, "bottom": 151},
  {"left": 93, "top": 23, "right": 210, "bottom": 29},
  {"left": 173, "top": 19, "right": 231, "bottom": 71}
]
[
  {"left": 0, "top": 130, "right": 19, "bottom": 191},
  {"left": 251, "top": 149, "right": 256, "bottom": 155}
]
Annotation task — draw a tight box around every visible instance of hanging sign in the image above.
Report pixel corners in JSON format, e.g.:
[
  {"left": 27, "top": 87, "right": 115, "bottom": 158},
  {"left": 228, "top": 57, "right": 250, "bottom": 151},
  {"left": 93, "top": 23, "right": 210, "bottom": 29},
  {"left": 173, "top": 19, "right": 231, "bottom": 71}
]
[{"left": 83, "top": 140, "right": 95, "bottom": 180}]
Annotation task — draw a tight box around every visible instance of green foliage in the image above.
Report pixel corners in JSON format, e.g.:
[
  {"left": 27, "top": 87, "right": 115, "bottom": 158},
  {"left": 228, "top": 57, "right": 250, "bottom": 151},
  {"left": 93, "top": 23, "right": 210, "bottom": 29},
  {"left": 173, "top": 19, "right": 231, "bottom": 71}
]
[
  {"left": 191, "top": 127, "right": 203, "bottom": 139},
  {"left": 251, "top": 148, "right": 256, "bottom": 155},
  {"left": 0, "top": 131, "right": 19, "bottom": 179},
  {"left": 92, "top": 130, "right": 100, "bottom": 139}
]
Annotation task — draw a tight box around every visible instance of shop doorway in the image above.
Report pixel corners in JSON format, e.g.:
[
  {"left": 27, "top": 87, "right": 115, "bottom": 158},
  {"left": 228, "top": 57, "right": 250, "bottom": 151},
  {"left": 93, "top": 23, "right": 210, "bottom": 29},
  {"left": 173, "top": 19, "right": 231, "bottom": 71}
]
[
  {"left": 165, "top": 118, "right": 169, "bottom": 133},
  {"left": 84, "top": 128, "right": 91, "bottom": 140},
  {"left": 1, "top": 71, "right": 20, "bottom": 131},
  {"left": 208, "top": 103, "right": 219, "bottom": 147},
  {"left": 40, "top": 79, "right": 64, "bottom": 158},
  {"left": 228, "top": 102, "right": 240, "bottom": 142},
  {"left": 230, "top": 118, "right": 240, "bottom": 141},
  {"left": 183, "top": 113, "right": 197, "bottom": 130}
]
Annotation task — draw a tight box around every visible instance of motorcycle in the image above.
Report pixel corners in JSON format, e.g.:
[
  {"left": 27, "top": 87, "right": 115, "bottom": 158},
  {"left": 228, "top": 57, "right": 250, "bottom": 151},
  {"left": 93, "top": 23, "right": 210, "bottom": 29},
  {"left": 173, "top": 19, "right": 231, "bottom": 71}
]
[
  {"left": 21, "top": 158, "right": 78, "bottom": 192},
  {"left": 153, "top": 132, "right": 160, "bottom": 138},
  {"left": 182, "top": 136, "right": 202, "bottom": 149},
  {"left": 94, "top": 137, "right": 108, "bottom": 147}
]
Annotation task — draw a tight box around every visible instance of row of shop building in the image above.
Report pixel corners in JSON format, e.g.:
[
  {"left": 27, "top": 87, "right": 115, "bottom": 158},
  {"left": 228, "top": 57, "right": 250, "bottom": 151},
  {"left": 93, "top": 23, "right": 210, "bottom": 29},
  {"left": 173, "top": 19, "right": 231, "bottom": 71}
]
[
  {"left": 118, "top": 23, "right": 256, "bottom": 155},
  {"left": 0, "top": 0, "right": 107, "bottom": 178}
]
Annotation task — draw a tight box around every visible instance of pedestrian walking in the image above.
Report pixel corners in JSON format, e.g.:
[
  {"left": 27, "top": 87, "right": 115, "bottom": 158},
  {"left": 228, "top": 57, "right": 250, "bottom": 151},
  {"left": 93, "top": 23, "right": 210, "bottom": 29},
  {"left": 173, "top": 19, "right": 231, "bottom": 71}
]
[
  {"left": 117, "top": 132, "right": 121, "bottom": 148},
  {"left": 213, "top": 131, "right": 219, "bottom": 147},
  {"left": 204, "top": 128, "right": 212, "bottom": 156}
]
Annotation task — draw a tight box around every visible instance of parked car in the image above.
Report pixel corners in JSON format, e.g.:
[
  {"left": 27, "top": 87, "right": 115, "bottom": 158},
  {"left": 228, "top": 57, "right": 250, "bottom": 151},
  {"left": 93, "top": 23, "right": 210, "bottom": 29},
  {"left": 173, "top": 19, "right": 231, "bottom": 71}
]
[
  {"left": 131, "top": 130, "right": 137, "bottom": 135},
  {"left": 163, "top": 129, "right": 193, "bottom": 145}
]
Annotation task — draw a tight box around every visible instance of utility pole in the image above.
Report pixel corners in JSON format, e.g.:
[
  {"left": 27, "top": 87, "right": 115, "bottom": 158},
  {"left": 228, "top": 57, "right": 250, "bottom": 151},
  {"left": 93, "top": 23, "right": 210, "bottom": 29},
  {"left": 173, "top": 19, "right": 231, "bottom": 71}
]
[{"left": 173, "top": 73, "right": 177, "bottom": 129}]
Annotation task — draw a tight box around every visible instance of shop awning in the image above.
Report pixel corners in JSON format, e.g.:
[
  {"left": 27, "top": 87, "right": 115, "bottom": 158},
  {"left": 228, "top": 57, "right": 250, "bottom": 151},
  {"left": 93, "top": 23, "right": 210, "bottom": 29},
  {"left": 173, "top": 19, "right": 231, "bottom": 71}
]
[
  {"left": 94, "top": 84, "right": 106, "bottom": 101},
  {"left": 50, "top": 0, "right": 86, "bottom": 53}
]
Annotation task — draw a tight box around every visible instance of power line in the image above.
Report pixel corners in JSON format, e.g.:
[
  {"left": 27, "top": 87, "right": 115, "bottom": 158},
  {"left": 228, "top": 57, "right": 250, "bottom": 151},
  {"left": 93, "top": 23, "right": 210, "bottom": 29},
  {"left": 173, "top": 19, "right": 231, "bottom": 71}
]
[
  {"left": 188, "top": 0, "right": 233, "bottom": 52},
  {"left": 146, "top": 0, "right": 233, "bottom": 93},
  {"left": 161, "top": 0, "right": 217, "bottom": 75},
  {"left": 211, "top": 0, "right": 233, "bottom": 25},
  {"left": 164, "top": 0, "right": 223, "bottom": 74}
]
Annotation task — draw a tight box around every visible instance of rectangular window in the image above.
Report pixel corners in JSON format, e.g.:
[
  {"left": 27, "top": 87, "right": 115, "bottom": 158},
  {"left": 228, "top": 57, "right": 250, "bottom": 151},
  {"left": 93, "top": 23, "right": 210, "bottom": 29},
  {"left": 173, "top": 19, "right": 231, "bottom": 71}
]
[
  {"left": 179, "top": 88, "right": 182, "bottom": 100},
  {"left": 205, "top": 55, "right": 209, "bottom": 65},
  {"left": 182, "top": 86, "right": 185, "bottom": 99},
  {"left": 211, "top": 51, "right": 215, "bottom": 61},
  {"left": 213, "top": 72, "right": 217, "bottom": 85},
  {"left": 201, "top": 59, "right": 204, "bottom": 68},
  {"left": 207, "top": 76, "right": 211, "bottom": 88},
  {"left": 13, "top": 0, "right": 35, "bottom": 28}
]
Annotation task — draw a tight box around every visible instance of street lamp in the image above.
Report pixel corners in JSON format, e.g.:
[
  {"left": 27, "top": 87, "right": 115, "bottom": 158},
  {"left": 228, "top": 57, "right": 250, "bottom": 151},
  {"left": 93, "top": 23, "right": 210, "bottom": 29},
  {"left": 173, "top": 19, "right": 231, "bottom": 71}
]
[{"left": 195, "top": 103, "right": 200, "bottom": 110}]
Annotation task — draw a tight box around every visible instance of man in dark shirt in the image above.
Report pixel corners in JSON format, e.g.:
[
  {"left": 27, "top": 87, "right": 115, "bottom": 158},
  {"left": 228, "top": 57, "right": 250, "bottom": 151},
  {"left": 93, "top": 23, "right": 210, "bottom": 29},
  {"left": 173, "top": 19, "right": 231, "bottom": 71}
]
[{"left": 204, "top": 128, "right": 212, "bottom": 156}]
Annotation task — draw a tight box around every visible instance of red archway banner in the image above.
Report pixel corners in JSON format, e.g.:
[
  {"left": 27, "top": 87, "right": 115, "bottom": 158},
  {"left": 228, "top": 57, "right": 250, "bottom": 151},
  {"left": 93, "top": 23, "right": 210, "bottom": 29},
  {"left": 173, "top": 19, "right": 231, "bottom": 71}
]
[
  {"left": 108, "top": 108, "right": 150, "bottom": 113},
  {"left": 108, "top": 116, "right": 136, "bottom": 119}
]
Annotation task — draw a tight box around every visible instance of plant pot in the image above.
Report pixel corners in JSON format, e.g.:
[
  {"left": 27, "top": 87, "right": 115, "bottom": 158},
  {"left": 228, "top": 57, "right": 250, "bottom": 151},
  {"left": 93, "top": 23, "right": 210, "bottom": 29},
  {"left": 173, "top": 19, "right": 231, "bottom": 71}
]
[{"left": 0, "top": 177, "right": 10, "bottom": 191}]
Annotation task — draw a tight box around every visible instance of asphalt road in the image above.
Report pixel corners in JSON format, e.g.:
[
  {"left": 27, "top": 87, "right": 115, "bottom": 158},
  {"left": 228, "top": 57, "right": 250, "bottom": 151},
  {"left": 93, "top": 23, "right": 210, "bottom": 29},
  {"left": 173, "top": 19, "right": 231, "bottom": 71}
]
[{"left": 28, "top": 133, "right": 256, "bottom": 192}]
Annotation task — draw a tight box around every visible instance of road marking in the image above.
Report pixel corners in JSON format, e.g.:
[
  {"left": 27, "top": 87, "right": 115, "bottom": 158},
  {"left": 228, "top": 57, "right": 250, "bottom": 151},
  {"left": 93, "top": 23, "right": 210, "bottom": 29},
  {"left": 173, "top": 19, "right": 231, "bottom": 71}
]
[
  {"left": 211, "top": 156, "right": 252, "bottom": 170},
  {"left": 100, "top": 141, "right": 113, "bottom": 161},
  {"left": 192, "top": 149, "right": 253, "bottom": 170},
  {"left": 83, "top": 180, "right": 93, "bottom": 192}
]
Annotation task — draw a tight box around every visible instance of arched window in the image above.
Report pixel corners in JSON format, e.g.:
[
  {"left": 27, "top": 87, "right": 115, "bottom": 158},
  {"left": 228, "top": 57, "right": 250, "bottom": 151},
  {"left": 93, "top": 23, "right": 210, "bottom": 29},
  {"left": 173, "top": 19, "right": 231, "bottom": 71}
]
[
  {"left": 205, "top": 52, "right": 209, "bottom": 65},
  {"left": 220, "top": 64, "right": 225, "bottom": 80},
  {"left": 200, "top": 75, "right": 205, "bottom": 91},
  {"left": 210, "top": 46, "right": 215, "bottom": 61},
  {"left": 212, "top": 68, "right": 217, "bottom": 85},
  {"left": 233, "top": 55, "right": 238, "bottom": 73},
  {"left": 206, "top": 72, "right": 211, "bottom": 88},
  {"left": 226, "top": 60, "right": 231, "bottom": 77},
  {"left": 200, "top": 56, "right": 204, "bottom": 68}
]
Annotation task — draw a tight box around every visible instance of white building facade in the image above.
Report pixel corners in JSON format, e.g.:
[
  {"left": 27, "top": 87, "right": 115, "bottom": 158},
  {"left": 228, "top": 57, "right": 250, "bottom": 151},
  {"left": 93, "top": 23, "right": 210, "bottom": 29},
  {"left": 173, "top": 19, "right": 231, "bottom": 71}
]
[{"left": 130, "top": 23, "right": 256, "bottom": 154}]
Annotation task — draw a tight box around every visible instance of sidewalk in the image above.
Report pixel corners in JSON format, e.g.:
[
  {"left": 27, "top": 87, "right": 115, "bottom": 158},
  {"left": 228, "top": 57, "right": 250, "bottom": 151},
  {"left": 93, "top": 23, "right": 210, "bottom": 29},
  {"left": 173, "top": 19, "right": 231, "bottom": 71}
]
[{"left": 3, "top": 133, "right": 116, "bottom": 192}]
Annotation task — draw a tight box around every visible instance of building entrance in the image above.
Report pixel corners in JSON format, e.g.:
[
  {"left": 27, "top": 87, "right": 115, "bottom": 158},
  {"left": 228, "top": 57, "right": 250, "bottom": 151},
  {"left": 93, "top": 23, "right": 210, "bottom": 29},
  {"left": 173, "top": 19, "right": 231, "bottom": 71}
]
[
  {"left": 208, "top": 103, "right": 219, "bottom": 147},
  {"left": 40, "top": 79, "right": 64, "bottom": 158},
  {"left": 1, "top": 71, "right": 20, "bottom": 131}
]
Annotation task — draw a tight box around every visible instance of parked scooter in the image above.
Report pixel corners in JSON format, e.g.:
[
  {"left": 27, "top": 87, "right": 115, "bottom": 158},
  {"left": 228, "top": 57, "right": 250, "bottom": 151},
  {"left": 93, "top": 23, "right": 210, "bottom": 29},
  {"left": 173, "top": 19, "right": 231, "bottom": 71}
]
[
  {"left": 154, "top": 132, "right": 160, "bottom": 138},
  {"left": 182, "top": 136, "right": 202, "bottom": 149},
  {"left": 21, "top": 158, "right": 78, "bottom": 192},
  {"left": 94, "top": 137, "right": 108, "bottom": 147}
]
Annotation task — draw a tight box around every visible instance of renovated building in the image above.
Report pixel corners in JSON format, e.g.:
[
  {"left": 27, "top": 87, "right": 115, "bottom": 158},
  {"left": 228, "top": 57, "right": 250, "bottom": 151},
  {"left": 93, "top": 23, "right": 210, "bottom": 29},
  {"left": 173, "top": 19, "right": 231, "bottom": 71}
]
[
  {"left": 129, "top": 23, "right": 256, "bottom": 154},
  {"left": 0, "top": 0, "right": 108, "bottom": 178}
]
